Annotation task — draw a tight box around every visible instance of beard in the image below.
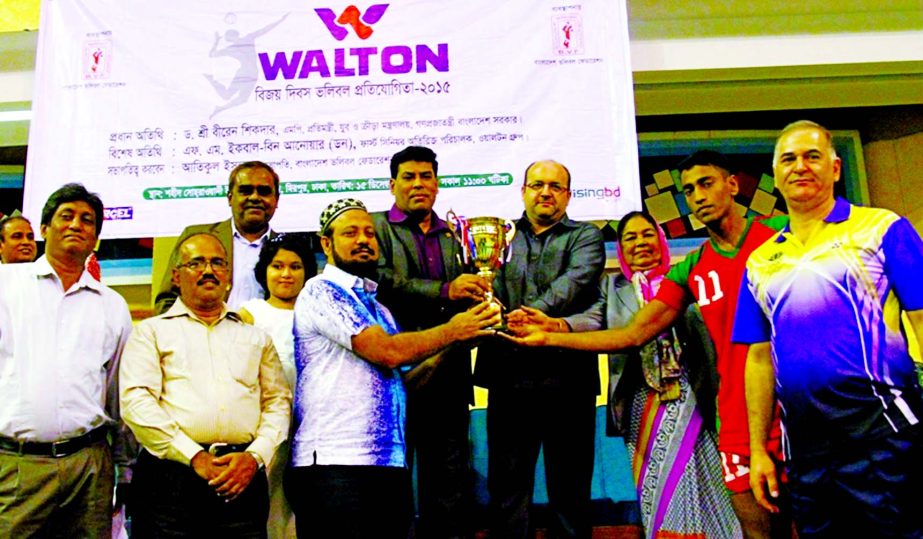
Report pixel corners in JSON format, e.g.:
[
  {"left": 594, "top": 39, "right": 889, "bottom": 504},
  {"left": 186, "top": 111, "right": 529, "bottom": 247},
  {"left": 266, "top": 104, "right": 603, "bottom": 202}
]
[{"left": 332, "top": 249, "right": 378, "bottom": 281}]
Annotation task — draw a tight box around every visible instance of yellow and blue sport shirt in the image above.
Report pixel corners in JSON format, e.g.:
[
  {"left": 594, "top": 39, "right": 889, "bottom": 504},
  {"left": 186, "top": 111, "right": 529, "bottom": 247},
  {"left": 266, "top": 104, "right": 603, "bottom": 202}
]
[{"left": 733, "top": 197, "right": 923, "bottom": 459}]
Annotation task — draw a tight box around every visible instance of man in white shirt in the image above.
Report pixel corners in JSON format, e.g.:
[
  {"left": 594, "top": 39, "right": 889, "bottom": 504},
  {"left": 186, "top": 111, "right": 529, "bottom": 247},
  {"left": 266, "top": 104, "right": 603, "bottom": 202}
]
[
  {"left": 153, "top": 161, "right": 281, "bottom": 314},
  {"left": 0, "top": 183, "right": 134, "bottom": 537},
  {"left": 121, "top": 232, "right": 292, "bottom": 537},
  {"left": 286, "top": 198, "right": 500, "bottom": 538}
]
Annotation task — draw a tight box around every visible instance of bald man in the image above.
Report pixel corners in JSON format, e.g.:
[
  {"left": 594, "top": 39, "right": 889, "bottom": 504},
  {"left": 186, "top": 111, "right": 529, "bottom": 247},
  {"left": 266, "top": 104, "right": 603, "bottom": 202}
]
[
  {"left": 736, "top": 120, "right": 923, "bottom": 537},
  {"left": 121, "top": 232, "right": 291, "bottom": 537},
  {"left": 474, "top": 160, "right": 605, "bottom": 538}
]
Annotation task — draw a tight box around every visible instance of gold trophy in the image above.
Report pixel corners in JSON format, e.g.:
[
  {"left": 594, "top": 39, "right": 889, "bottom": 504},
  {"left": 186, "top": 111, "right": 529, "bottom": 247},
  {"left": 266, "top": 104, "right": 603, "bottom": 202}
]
[{"left": 446, "top": 211, "right": 516, "bottom": 327}]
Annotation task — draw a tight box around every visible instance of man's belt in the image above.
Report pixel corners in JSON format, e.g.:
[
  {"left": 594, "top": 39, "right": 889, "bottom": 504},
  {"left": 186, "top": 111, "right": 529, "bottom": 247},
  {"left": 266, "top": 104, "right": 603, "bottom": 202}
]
[
  {"left": 0, "top": 426, "right": 108, "bottom": 458},
  {"left": 201, "top": 442, "right": 250, "bottom": 457}
]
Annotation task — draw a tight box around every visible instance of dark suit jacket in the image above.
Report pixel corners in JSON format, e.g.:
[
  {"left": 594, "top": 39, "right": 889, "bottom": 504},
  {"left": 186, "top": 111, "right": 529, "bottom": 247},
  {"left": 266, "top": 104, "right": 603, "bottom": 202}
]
[
  {"left": 474, "top": 214, "right": 605, "bottom": 395},
  {"left": 371, "top": 211, "right": 467, "bottom": 331},
  {"left": 153, "top": 219, "right": 277, "bottom": 315},
  {"left": 372, "top": 210, "right": 474, "bottom": 399}
]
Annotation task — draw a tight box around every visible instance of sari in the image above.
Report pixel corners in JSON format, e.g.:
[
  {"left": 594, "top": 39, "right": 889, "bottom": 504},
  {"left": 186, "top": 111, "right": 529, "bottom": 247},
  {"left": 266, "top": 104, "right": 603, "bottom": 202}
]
[{"left": 608, "top": 223, "right": 741, "bottom": 539}]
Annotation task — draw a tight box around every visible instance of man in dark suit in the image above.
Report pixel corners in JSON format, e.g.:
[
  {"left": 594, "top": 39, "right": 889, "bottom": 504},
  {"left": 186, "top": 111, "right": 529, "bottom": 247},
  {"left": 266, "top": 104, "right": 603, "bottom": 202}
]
[
  {"left": 372, "top": 146, "right": 490, "bottom": 538},
  {"left": 475, "top": 160, "right": 605, "bottom": 538},
  {"left": 153, "top": 161, "right": 279, "bottom": 314}
]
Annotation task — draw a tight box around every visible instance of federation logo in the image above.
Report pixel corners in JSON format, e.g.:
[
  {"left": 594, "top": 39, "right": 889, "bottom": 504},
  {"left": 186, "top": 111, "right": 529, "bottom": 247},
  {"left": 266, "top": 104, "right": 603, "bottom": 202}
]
[
  {"left": 315, "top": 4, "right": 389, "bottom": 41},
  {"left": 83, "top": 39, "right": 112, "bottom": 80},
  {"left": 552, "top": 14, "right": 584, "bottom": 56}
]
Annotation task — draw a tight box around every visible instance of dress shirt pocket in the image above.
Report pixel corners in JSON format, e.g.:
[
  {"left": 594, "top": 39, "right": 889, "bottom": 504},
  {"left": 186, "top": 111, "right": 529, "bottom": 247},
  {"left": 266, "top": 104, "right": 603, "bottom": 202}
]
[{"left": 228, "top": 342, "right": 262, "bottom": 390}]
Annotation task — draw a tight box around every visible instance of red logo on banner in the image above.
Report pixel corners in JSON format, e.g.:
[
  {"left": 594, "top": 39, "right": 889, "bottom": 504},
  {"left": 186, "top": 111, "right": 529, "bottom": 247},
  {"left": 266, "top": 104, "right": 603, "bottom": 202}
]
[
  {"left": 83, "top": 40, "right": 112, "bottom": 80},
  {"left": 552, "top": 15, "right": 584, "bottom": 56},
  {"left": 315, "top": 4, "right": 389, "bottom": 41}
]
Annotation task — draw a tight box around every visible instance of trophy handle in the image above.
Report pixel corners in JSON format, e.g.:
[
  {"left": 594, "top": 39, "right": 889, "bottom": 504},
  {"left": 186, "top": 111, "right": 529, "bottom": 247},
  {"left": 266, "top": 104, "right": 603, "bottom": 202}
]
[
  {"left": 446, "top": 210, "right": 461, "bottom": 236},
  {"left": 445, "top": 209, "right": 464, "bottom": 244},
  {"left": 446, "top": 209, "right": 470, "bottom": 264},
  {"left": 502, "top": 219, "right": 516, "bottom": 262}
]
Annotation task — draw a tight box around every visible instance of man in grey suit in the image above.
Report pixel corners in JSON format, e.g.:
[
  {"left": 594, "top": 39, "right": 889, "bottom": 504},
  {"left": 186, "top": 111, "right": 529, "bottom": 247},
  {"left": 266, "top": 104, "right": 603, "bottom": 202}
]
[
  {"left": 372, "top": 146, "right": 490, "bottom": 538},
  {"left": 154, "top": 161, "right": 279, "bottom": 314},
  {"left": 475, "top": 160, "right": 605, "bottom": 539}
]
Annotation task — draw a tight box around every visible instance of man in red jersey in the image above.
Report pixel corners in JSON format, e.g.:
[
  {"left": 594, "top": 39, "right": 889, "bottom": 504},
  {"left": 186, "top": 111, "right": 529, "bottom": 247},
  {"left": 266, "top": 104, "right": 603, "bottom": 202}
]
[{"left": 507, "top": 150, "right": 793, "bottom": 539}]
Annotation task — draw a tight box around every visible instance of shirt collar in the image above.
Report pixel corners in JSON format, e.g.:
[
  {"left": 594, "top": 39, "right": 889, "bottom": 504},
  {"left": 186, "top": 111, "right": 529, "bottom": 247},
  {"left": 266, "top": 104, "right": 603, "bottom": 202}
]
[
  {"left": 775, "top": 197, "right": 851, "bottom": 243},
  {"left": 231, "top": 219, "right": 272, "bottom": 245},
  {"left": 162, "top": 297, "right": 240, "bottom": 323},
  {"left": 321, "top": 263, "right": 379, "bottom": 294},
  {"left": 387, "top": 205, "right": 449, "bottom": 233},
  {"left": 825, "top": 197, "right": 852, "bottom": 223},
  {"left": 32, "top": 255, "right": 102, "bottom": 293}
]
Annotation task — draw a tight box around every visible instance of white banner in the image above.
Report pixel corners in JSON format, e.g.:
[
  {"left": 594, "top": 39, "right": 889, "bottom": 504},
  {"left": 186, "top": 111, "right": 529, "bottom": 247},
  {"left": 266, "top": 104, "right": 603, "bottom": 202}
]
[{"left": 25, "top": 0, "right": 640, "bottom": 237}]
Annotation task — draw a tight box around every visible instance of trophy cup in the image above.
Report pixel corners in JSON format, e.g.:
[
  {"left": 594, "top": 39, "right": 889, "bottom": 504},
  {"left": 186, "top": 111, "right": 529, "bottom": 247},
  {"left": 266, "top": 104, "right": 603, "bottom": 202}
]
[{"left": 446, "top": 211, "right": 516, "bottom": 327}]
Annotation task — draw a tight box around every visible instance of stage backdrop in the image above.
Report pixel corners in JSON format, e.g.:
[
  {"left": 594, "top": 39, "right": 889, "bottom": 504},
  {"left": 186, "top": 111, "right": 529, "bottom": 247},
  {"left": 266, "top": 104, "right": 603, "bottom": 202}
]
[{"left": 25, "top": 0, "right": 640, "bottom": 238}]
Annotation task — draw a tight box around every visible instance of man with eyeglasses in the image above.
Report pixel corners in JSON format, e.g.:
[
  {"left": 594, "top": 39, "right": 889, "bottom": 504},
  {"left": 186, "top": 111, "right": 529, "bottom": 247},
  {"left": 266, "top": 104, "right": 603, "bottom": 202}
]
[
  {"left": 474, "top": 160, "right": 605, "bottom": 538},
  {"left": 121, "top": 232, "right": 292, "bottom": 537},
  {"left": 154, "top": 161, "right": 281, "bottom": 314}
]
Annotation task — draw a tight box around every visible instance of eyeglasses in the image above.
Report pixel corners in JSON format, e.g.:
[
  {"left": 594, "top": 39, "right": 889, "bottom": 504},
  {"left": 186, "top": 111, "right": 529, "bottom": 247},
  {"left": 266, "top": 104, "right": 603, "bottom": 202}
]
[
  {"left": 176, "top": 257, "right": 230, "bottom": 272},
  {"left": 236, "top": 185, "right": 275, "bottom": 197},
  {"left": 525, "top": 181, "right": 568, "bottom": 194}
]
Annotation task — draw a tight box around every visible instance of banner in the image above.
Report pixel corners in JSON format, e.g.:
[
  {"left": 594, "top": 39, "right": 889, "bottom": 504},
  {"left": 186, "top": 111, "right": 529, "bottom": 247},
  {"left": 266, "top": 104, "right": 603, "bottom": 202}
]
[{"left": 25, "top": 0, "right": 640, "bottom": 237}]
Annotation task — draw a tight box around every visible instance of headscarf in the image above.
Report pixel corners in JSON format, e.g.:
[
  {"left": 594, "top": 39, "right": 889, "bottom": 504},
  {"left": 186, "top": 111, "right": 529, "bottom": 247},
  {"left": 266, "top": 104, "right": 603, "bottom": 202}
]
[
  {"left": 616, "top": 213, "right": 682, "bottom": 400},
  {"left": 615, "top": 213, "right": 672, "bottom": 301}
]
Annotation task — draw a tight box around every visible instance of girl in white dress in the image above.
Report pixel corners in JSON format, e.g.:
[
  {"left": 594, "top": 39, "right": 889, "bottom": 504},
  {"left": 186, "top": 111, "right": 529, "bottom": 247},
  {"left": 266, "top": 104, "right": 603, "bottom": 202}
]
[{"left": 239, "top": 234, "right": 316, "bottom": 539}]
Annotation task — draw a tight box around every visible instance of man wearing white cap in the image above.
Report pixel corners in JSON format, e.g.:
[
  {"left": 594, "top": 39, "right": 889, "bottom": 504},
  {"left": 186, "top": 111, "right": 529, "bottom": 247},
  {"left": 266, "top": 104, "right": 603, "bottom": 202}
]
[{"left": 284, "top": 198, "right": 500, "bottom": 538}]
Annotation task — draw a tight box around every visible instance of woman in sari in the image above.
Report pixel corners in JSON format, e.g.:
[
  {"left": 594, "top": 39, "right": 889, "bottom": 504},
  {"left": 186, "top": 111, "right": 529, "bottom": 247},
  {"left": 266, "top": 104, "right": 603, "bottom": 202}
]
[{"left": 511, "top": 211, "right": 740, "bottom": 538}]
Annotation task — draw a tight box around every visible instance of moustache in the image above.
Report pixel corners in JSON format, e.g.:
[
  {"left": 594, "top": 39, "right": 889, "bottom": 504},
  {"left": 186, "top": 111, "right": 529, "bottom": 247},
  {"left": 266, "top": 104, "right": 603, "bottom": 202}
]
[
  {"left": 197, "top": 275, "right": 220, "bottom": 286},
  {"left": 352, "top": 247, "right": 375, "bottom": 256}
]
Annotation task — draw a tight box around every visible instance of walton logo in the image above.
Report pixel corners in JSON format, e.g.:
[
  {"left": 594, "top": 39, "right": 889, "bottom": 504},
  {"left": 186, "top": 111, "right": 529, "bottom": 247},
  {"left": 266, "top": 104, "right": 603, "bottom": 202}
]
[
  {"left": 315, "top": 4, "right": 389, "bottom": 40},
  {"left": 259, "top": 3, "right": 449, "bottom": 80}
]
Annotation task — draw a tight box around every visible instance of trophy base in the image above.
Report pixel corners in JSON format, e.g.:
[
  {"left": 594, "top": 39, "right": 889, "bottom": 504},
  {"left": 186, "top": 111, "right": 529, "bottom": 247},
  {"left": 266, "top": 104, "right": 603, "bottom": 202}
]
[{"left": 489, "top": 322, "right": 510, "bottom": 333}]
